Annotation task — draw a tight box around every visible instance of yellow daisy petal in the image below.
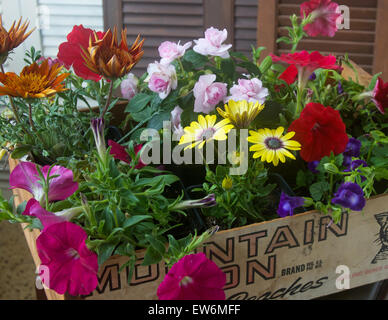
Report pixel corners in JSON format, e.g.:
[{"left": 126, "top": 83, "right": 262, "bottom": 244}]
[{"left": 282, "top": 131, "right": 296, "bottom": 140}]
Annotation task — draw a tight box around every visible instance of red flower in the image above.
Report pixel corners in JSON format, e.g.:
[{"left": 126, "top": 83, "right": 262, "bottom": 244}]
[
  {"left": 108, "top": 140, "right": 146, "bottom": 169},
  {"left": 279, "top": 64, "right": 298, "bottom": 85},
  {"left": 57, "top": 25, "right": 104, "bottom": 81},
  {"left": 372, "top": 77, "right": 388, "bottom": 114},
  {"left": 288, "top": 102, "right": 349, "bottom": 162},
  {"left": 301, "top": 0, "right": 343, "bottom": 37},
  {"left": 271, "top": 51, "right": 340, "bottom": 89}
]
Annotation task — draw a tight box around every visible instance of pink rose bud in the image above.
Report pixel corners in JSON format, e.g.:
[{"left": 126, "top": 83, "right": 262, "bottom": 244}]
[
  {"left": 193, "top": 27, "right": 232, "bottom": 59},
  {"left": 226, "top": 78, "right": 269, "bottom": 104},
  {"left": 146, "top": 62, "right": 177, "bottom": 100},
  {"left": 194, "top": 74, "right": 227, "bottom": 114},
  {"left": 159, "top": 41, "right": 192, "bottom": 65},
  {"left": 120, "top": 74, "right": 138, "bottom": 100},
  {"left": 171, "top": 106, "right": 184, "bottom": 138}
]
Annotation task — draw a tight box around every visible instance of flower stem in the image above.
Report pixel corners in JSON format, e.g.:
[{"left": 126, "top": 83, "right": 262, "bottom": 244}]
[
  {"left": 101, "top": 80, "right": 114, "bottom": 119},
  {"left": 294, "top": 86, "right": 303, "bottom": 119}
]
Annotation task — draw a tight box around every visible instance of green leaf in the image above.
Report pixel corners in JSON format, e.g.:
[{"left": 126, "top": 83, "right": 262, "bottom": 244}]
[
  {"left": 142, "top": 246, "right": 162, "bottom": 266},
  {"left": 131, "top": 107, "right": 153, "bottom": 122},
  {"left": 230, "top": 51, "right": 249, "bottom": 61},
  {"left": 220, "top": 58, "right": 235, "bottom": 79},
  {"left": 147, "top": 111, "right": 171, "bottom": 131},
  {"left": 259, "top": 56, "right": 273, "bottom": 74},
  {"left": 125, "top": 93, "right": 152, "bottom": 113},
  {"left": 135, "top": 175, "right": 179, "bottom": 187},
  {"left": 237, "top": 61, "right": 261, "bottom": 76},
  {"left": 296, "top": 170, "right": 306, "bottom": 188},
  {"left": 123, "top": 215, "right": 152, "bottom": 229},
  {"left": 183, "top": 50, "right": 209, "bottom": 68},
  {"left": 146, "top": 235, "right": 166, "bottom": 255},
  {"left": 368, "top": 72, "right": 382, "bottom": 91},
  {"left": 97, "top": 242, "right": 117, "bottom": 266},
  {"left": 309, "top": 182, "right": 330, "bottom": 201},
  {"left": 11, "top": 145, "right": 32, "bottom": 159}
]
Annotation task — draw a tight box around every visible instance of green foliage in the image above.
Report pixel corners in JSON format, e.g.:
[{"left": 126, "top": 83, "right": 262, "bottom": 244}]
[{"left": 199, "top": 161, "right": 276, "bottom": 229}]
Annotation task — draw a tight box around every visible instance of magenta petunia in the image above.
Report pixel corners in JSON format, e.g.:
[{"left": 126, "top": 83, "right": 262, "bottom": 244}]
[
  {"left": 157, "top": 253, "right": 226, "bottom": 300},
  {"left": 36, "top": 221, "right": 99, "bottom": 296},
  {"left": 23, "top": 199, "right": 83, "bottom": 230},
  {"left": 9, "top": 162, "right": 78, "bottom": 203},
  {"left": 108, "top": 140, "right": 146, "bottom": 169}
]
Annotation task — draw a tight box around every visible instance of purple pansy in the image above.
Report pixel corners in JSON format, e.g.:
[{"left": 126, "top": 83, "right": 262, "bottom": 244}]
[
  {"left": 331, "top": 182, "right": 366, "bottom": 211},
  {"left": 344, "top": 159, "right": 368, "bottom": 182},
  {"left": 277, "top": 192, "right": 305, "bottom": 218},
  {"left": 342, "top": 137, "right": 361, "bottom": 167},
  {"left": 10, "top": 162, "right": 78, "bottom": 203},
  {"left": 307, "top": 161, "right": 320, "bottom": 174}
]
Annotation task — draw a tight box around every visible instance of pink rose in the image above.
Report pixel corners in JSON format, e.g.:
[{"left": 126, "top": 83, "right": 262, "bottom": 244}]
[
  {"left": 193, "top": 27, "right": 232, "bottom": 59},
  {"left": 226, "top": 78, "right": 269, "bottom": 104},
  {"left": 146, "top": 62, "right": 177, "bottom": 99},
  {"left": 159, "top": 41, "right": 192, "bottom": 65},
  {"left": 120, "top": 73, "right": 138, "bottom": 100},
  {"left": 171, "top": 106, "right": 184, "bottom": 138},
  {"left": 193, "top": 74, "right": 227, "bottom": 114}
]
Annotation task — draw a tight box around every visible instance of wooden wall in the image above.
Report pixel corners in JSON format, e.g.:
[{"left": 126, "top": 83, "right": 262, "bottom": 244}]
[{"left": 104, "top": 0, "right": 388, "bottom": 80}]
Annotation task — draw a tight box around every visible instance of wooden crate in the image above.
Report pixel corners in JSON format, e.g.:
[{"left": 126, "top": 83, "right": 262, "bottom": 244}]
[{"left": 8, "top": 158, "right": 388, "bottom": 300}]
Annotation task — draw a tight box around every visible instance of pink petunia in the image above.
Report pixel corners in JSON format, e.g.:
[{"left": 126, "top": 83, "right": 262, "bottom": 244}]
[
  {"left": 300, "top": 0, "right": 343, "bottom": 38},
  {"left": 23, "top": 199, "right": 83, "bottom": 230},
  {"left": 36, "top": 221, "right": 98, "bottom": 296},
  {"left": 9, "top": 162, "right": 78, "bottom": 203},
  {"left": 157, "top": 253, "right": 226, "bottom": 300},
  {"left": 108, "top": 140, "right": 146, "bottom": 169}
]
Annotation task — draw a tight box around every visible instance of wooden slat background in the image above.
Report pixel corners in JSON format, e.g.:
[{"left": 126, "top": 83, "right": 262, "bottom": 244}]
[
  {"left": 276, "top": 0, "right": 377, "bottom": 74},
  {"left": 106, "top": 0, "right": 388, "bottom": 79},
  {"left": 120, "top": 0, "right": 205, "bottom": 75}
]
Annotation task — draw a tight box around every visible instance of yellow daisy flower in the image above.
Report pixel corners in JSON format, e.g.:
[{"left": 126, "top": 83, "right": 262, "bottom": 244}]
[
  {"left": 179, "top": 115, "right": 234, "bottom": 150},
  {"left": 247, "top": 127, "right": 301, "bottom": 166},
  {"left": 217, "top": 100, "right": 265, "bottom": 128}
]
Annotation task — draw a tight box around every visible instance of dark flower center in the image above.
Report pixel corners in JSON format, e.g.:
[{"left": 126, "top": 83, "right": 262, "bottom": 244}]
[
  {"left": 200, "top": 128, "right": 216, "bottom": 140},
  {"left": 265, "top": 137, "right": 282, "bottom": 150},
  {"left": 312, "top": 122, "right": 321, "bottom": 131}
]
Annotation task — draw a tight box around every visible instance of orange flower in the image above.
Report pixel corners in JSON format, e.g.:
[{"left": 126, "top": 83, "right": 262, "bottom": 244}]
[
  {"left": 0, "top": 59, "right": 70, "bottom": 98},
  {"left": 82, "top": 27, "right": 144, "bottom": 79},
  {"left": 0, "top": 16, "right": 35, "bottom": 62}
]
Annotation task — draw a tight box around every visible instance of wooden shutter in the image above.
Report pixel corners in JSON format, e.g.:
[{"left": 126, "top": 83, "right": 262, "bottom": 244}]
[
  {"left": 104, "top": 0, "right": 259, "bottom": 76},
  {"left": 258, "top": 0, "right": 388, "bottom": 79},
  {"left": 106, "top": 0, "right": 205, "bottom": 75},
  {"left": 234, "top": 0, "right": 258, "bottom": 57},
  {"left": 38, "top": 0, "right": 104, "bottom": 58}
]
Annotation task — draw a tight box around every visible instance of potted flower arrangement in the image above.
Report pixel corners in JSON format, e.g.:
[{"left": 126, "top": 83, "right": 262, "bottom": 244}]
[{"left": 0, "top": 0, "right": 387, "bottom": 300}]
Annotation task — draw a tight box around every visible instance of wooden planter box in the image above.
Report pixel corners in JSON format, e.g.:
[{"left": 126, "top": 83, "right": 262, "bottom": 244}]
[{"left": 8, "top": 158, "right": 388, "bottom": 300}]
